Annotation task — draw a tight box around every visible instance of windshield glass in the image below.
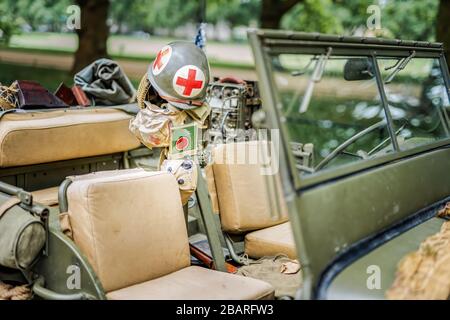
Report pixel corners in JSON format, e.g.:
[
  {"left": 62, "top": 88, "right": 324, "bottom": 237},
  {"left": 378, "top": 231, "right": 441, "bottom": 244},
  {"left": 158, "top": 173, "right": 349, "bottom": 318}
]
[
  {"left": 271, "top": 53, "right": 450, "bottom": 176},
  {"left": 377, "top": 57, "right": 450, "bottom": 150},
  {"left": 272, "top": 53, "right": 395, "bottom": 175}
]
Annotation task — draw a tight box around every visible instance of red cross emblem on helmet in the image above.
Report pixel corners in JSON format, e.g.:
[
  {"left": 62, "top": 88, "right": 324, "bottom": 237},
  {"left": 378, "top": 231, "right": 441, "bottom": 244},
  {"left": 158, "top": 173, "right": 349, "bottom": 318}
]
[
  {"left": 172, "top": 65, "right": 206, "bottom": 98},
  {"left": 152, "top": 45, "right": 172, "bottom": 75}
]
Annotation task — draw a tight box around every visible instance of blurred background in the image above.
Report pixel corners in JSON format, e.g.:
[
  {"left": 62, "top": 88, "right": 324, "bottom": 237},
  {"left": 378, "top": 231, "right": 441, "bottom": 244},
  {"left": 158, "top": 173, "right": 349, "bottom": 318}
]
[{"left": 0, "top": 0, "right": 448, "bottom": 90}]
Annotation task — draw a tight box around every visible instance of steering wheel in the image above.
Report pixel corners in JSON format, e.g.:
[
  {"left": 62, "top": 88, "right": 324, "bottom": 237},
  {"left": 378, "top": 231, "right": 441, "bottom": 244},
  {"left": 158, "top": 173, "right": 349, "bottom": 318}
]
[{"left": 315, "top": 120, "right": 394, "bottom": 170}]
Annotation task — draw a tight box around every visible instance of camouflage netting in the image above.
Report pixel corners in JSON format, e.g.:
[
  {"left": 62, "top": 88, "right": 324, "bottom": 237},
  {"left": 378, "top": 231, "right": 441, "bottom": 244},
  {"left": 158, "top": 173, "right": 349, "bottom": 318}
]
[
  {"left": 0, "top": 82, "right": 19, "bottom": 110},
  {"left": 0, "top": 281, "right": 31, "bottom": 300},
  {"left": 136, "top": 74, "right": 150, "bottom": 109},
  {"left": 386, "top": 203, "right": 450, "bottom": 300}
]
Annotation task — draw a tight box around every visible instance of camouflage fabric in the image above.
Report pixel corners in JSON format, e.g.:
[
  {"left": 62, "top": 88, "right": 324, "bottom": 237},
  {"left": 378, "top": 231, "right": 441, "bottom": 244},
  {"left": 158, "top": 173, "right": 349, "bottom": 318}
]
[
  {"left": 386, "top": 203, "right": 450, "bottom": 300},
  {"left": 236, "top": 255, "right": 302, "bottom": 299},
  {"left": 129, "top": 101, "right": 187, "bottom": 149}
]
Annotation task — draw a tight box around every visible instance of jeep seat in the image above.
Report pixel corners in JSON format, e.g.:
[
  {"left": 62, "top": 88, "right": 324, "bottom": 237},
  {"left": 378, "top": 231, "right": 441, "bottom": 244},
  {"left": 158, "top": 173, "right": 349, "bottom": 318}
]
[
  {"left": 0, "top": 108, "right": 140, "bottom": 168},
  {"left": 211, "top": 141, "right": 297, "bottom": 259},
  {"left": 245, "top": 223, "right": 297, "bottom": 259},
  {"left": 32, "top": 187, "right": 59, "bottom": 207},
  {"left": 63, "top": 169, "right": 274, "bottom": 300}
]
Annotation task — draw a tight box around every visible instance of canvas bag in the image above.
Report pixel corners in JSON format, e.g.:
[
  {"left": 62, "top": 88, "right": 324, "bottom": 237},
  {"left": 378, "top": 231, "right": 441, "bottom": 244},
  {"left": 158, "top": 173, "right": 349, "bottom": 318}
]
[
  {"left": 161, "top": 159, "right": 198, "bottom": 205},
  {"left": 0, "top": 198, "right": 46, "bottom": 270}
]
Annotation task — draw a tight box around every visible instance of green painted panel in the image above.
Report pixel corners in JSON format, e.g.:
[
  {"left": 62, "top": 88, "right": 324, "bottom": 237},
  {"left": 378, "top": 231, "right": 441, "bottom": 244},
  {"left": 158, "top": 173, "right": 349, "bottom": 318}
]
[
  {"left": 327, "top": 217, "right": 445, "bottom": 299},
  {"left": 294, "top": 148, "right": 450, "bottom": 293}
]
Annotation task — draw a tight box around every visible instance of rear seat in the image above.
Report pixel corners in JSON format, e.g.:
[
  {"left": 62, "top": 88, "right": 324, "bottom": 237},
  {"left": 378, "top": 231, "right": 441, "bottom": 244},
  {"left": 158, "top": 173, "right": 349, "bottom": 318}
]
[
  {"left": 210, "top": 141, "right": 297, "bottom": 259},
  {"left": 0, "top": 108, "right": 140, "bottom": 167},
  {"left": 61, "top": 168, "right": 274, "bottom": 300}
]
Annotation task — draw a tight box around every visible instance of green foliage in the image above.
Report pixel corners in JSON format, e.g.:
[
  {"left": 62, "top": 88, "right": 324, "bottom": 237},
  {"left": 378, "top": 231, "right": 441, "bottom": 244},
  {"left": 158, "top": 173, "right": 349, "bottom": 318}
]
[
  {"left": 0, "top": 0, "right": 444, "bottom": 43},
  {"left": 332, "top": 0, "right": 374, "bottom": 34},
  {"left": 281, "top": 0, "right": 440, "bottom": 41},
  {"left": 135, "top": 0, "right": 199, "bottom": 31},
  {"left": 206, "top": 0, "right": 260, "bottom": 26},
  {"left": 0, "top": 0, "right": 71, "bottom": 44},
  {"left": 113, "top": 0, "right": 260, "bottom": 33},
  {"left": 383, "top": 0, "right": 439, "bottom": 41},
  {"left": 282, "top": 0, "right": 343, "bottom": 33},
  {"left": 109, "top": 0, "right": 150, "bottom": 33},
  {"left": 0, "top": 0, "right": 21, "bottom": 45}
]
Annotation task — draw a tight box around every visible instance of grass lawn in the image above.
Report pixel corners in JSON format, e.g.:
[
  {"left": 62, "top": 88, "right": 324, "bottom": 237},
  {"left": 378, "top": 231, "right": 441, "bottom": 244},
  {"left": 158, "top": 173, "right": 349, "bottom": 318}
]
[
  {"left": 0, "top": 62, "right": 71, "bottom": 91},
  {"left": 6, "top": 32, "right": 255, "bottom": 70}
]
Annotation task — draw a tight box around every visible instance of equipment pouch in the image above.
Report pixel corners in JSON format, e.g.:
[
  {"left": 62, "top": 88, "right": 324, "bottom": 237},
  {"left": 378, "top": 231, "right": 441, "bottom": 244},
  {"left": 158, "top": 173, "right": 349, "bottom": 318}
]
[{"left": 0, "top": 198, "right": 46, "bottom": 270}]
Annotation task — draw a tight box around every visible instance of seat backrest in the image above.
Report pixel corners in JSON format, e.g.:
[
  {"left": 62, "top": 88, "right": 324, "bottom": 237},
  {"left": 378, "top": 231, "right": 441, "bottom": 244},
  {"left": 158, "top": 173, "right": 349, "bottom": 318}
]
[
  {"left": 212, "top": 141, "right": 288, "bottom": 234},
  {"left": 0, "top": 108, "right": 140, "bottom": 168},
  {"left": 65, "top": 169, "right": 190, "bottom": 293}
]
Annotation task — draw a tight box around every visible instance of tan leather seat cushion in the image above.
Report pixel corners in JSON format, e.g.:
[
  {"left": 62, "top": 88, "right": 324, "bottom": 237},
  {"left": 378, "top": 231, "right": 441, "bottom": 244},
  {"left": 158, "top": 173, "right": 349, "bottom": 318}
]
[
  {"left": 0, "top": 108, "right": 141, "bottom": 167},
  {"left": 32, "top": 187, "right": 59, "bottom": 206},
  {"left": 245, "top": 222, "right": 297, "bottom": 259},
  {"left": 66, "top": 169, "right": 190, "bottom": 293},
  {"left": 107, "top": 266, "right": 274, "bottom": 300},
  {"left": 212, "top": 141, "right": 288, "bottom": 233}
]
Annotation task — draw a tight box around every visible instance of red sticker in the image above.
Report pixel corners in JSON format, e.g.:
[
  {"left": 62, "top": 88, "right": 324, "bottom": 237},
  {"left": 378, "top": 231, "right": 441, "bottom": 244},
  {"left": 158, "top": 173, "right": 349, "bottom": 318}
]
[
  {"left": 176, "top": 136, "right": 189, "bottom": 151},
  {"left": 172, "top": 65, "right": 205, "bottom": 98},
  {"left": 152, "top": 45, "right": 172, "bottom": 75}
]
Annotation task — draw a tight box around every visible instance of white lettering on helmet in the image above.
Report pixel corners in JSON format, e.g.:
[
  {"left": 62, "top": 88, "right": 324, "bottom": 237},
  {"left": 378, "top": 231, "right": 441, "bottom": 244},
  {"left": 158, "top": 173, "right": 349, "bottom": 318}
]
[
  {"left": 152, "top": 45, "right": 172, "bottom": 76},
  {"left": 172, "top": 65, "right": 206, "bottom": 98}
]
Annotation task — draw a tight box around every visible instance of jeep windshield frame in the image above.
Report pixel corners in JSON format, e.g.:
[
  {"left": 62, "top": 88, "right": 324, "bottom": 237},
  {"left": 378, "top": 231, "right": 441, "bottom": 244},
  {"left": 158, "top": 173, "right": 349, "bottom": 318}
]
[
  {"left": 248, "top": 29, "right": 450, "bottom": 299},
  {"left": 248, "top": 29, "right": 450, "bottom": 191}
]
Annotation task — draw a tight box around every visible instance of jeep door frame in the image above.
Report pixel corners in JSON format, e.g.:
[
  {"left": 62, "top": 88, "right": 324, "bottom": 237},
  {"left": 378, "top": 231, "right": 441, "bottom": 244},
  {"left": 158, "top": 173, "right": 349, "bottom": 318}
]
[{"left": 248, "top": 29, "right": 450, "bottom": 299}]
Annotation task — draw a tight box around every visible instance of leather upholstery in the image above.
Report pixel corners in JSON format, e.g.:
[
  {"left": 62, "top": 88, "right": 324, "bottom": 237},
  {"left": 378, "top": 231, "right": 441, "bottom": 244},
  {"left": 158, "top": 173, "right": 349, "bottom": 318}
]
[
  {"left": 32, "top": 187, "right": 59, "bottom": 206},
  {"left": 107, "top": 266, "right": 274, "bottom": 300},
  {"left": 66, "top": 169, "right": 190, "bottom": 292},
  {"left": 212, "top": 141, "right": 288, "bottom": 233},
  {"left": 0, "top": 108, "right": 140, "bottom": 167},
  {"left": 66, "top": 168, "right": 275, "bottom": 299},
  {"left": 245, "top": 222, "right": 297, "bottom": 259}
]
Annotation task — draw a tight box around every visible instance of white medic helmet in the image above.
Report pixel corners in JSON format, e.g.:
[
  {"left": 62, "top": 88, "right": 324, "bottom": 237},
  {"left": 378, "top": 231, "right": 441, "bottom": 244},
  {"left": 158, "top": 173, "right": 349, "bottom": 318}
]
[{"left": 147, "top": 41, "right": 210, "bottom": 110}]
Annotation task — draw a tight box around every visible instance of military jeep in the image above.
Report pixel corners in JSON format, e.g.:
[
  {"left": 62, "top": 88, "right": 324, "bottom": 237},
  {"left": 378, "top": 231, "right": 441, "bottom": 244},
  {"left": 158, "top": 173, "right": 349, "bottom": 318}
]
[{"left": 0, "top": 29, "right": 449, "bottom": 300}]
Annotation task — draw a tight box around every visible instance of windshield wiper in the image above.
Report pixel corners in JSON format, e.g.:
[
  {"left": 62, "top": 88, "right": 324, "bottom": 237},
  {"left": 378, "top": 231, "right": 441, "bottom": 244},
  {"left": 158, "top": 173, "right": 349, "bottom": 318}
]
[
  {"left": 384, "top": 51, "right": 416, "bottom": 84},
  {"left": 299, "top": 47, "right": 332, "bottom": 113},
  {"left": 291, "top": 57, "right": 315, "bottom": 77}
]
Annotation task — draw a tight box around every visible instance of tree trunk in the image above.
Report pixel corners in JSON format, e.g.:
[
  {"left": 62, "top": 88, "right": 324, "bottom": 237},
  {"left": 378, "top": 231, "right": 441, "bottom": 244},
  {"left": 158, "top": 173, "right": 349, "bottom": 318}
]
[
  {"left": 260, "top": 0, "right": 302, "bottom": 29},
  {"left": 260, "top": 9, "right": 283, "bottom": 29},
  {"left": 436, "top": 0, "right": 450, "bottom": 71},
  {"left": 71, "top": 0, "right": 110, "bottom": 74}
]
